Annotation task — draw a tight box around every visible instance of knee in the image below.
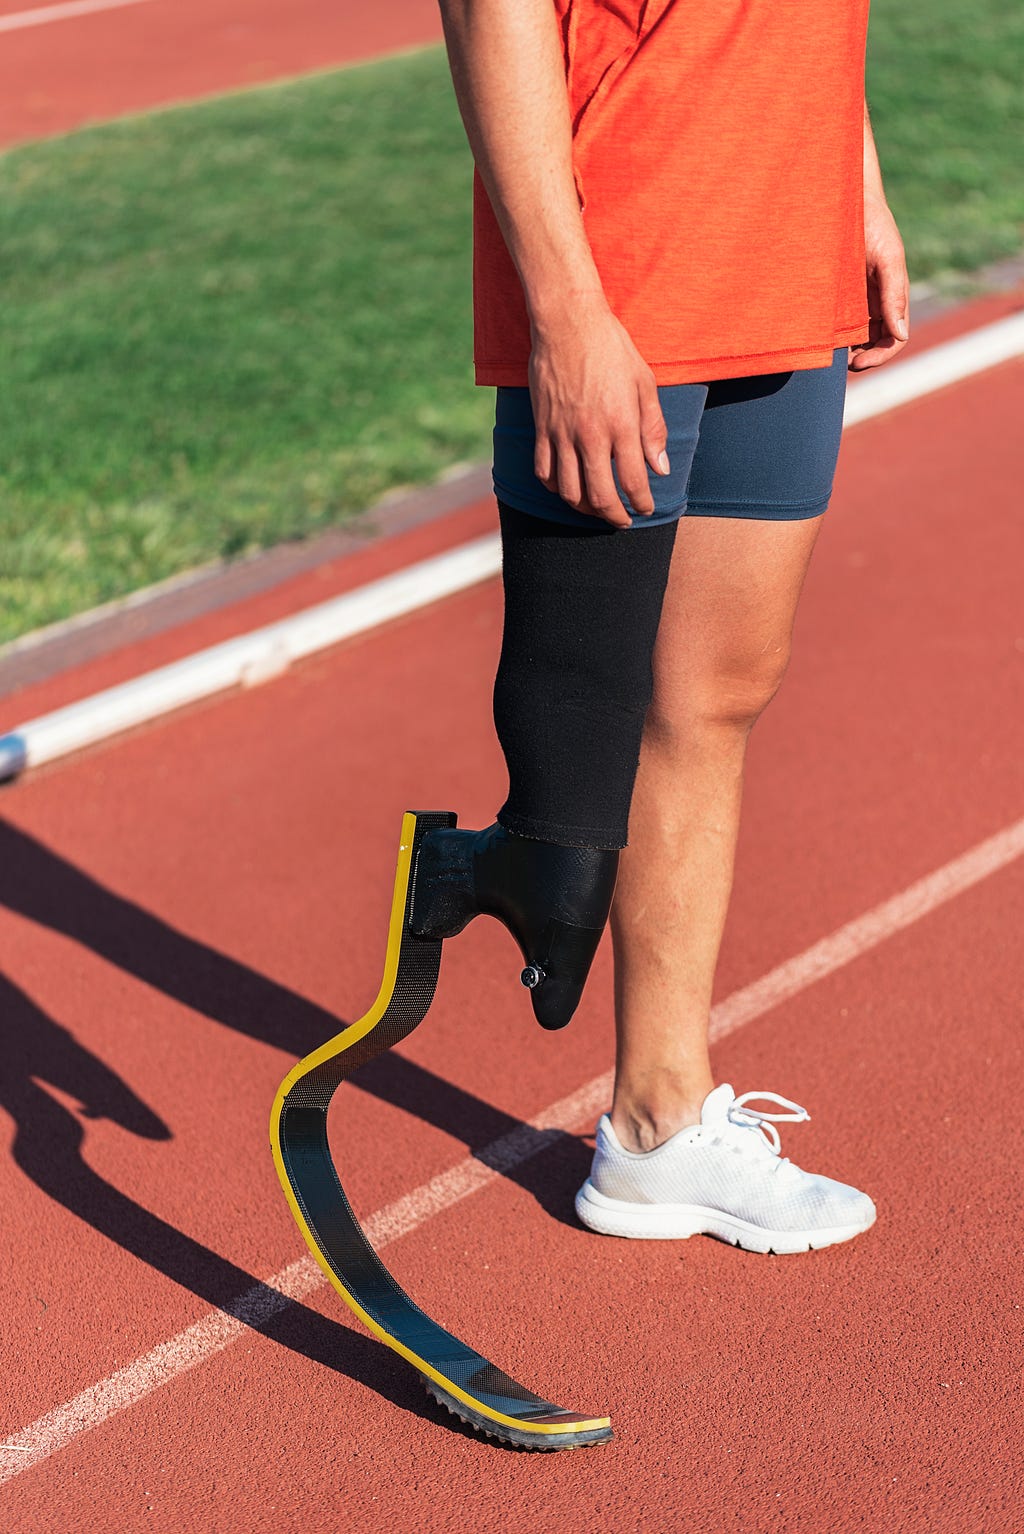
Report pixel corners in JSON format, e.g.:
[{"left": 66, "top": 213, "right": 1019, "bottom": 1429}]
[{"left": 649, "top": 644, "right": 793, "bottom": 742}]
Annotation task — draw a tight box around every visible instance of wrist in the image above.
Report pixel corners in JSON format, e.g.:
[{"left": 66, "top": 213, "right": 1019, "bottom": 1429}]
[
  {"left": 863, "top": 190, "right": 896, "bottom": 236},
  {"left": 528, "top": 287, "right": 612, "bottom": 344}
]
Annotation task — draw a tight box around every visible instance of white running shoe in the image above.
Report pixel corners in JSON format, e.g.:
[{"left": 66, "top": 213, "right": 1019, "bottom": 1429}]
[{"left": 575, "top": 1084, "right": 876, "bottom": 1254}]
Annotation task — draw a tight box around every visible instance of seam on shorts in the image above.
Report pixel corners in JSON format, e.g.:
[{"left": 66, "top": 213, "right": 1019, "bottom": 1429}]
[{"left": 685, "top": 494, "right": 831, "bottom": 521}]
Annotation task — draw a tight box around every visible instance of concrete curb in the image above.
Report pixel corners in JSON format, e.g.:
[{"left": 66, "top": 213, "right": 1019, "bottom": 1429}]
[{"left": 0, "top": 465, "right": 492, "bottom": 697}]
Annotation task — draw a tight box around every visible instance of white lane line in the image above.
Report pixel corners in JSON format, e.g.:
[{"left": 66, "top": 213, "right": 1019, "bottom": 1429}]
[
  {"left": 705, "top": 817, "right": 1024, "bottom": 1043},
  {"left": 0, "top": 0, "right": 153, "bottom": 33},
  {"left": 843, "top": 309, "right": 1024, "bottom": 426},
  {"left": 2, "top": 814, "right": 1021, "bottom": 1481},
  {"left": 2, "top": 310, "right": 1022, "bottom": 783},
  {"left": 0, "top": 536, "right": 502, "bottom": 778}
]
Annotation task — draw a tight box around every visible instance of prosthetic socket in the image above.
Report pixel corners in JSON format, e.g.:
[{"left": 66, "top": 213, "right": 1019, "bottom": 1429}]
[
  {"left": 405, "top": 506, "right": 679, "bottom": 1031},
  {"left": 410, "top": 822, "right": 619, "bottom": 1030}
]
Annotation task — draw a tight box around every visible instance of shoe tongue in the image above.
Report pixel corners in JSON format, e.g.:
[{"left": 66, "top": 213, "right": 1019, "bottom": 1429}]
[{"left": 700, "top": 1084, "right": 736, "bottom": 1125}]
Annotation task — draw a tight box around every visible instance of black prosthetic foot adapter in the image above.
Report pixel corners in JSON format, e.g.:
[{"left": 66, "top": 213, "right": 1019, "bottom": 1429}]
[
  {"left": 410, "top": 820, "right": 619, "bottom": 1031},
  {"left": 270, "top": 812, "right": 613, "bottom": 1451}
]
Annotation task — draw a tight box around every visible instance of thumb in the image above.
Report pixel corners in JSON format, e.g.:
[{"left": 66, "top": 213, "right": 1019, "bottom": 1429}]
[
  {"left": 639, "top": 377, "right": 670, "bottom": 476},
  {"left": 881, "top": 263, "right": 909, "bottom": 341}
]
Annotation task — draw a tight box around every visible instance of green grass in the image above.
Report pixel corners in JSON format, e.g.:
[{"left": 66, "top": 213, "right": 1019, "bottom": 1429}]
[
  {"left": 1, "top": 6, "right": 1021, "bottom": 644},
  {"left": 0, "top": 49, "right": 486, "bottom": 642},
  {"left": 866, "top": 1, "right": 1024, "bottom": 274}
]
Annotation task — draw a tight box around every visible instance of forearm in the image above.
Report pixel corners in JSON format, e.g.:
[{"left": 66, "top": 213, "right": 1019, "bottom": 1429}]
[
  {"left": 863, "top": 99, "right": 887, "bottom": 209},
  {"left": 853, "top": 97, "right": 910, "bottom": 362},
  {"left": 438, "top": 0, "right": 606, "bottom": 334}
]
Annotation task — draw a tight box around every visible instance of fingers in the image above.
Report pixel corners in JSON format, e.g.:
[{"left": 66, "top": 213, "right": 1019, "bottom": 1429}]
[
  {"left": 850, "top": 239, "right": 911, "bottom": 372},
  {"left": 535, "top": 427, "right": 584, "bottom": 508},
  {"left": 884, "top": 277, "right": 910, "bottom": 344},
  {"left": 534, "top": 432, "right": 553, "bottom": 488},
  {"left": 579, "top": 445, "right": 634, "bottom": 527},
  {"left": 598, "top": 378, "right": 667, "bottom": 516},
  {"left": 639, "top": 377, "right": 671, "bottom": 480},
  {"left": 613, "top": 439, "right": 655, "bottom": 516},
  {"left": 535, "top": 423, "right": 646, "bottom": 527},
  {"left": 527, "top": 320, "right": 667, "bottom": 525},
  {"left": 535, "top": 432, "right": 630, "bottom": 526}
]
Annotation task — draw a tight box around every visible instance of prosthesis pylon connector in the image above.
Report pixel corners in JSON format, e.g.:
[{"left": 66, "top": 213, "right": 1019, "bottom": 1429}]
[{"left": 270, "top": 811, "right": 612, "bottom": 1451}]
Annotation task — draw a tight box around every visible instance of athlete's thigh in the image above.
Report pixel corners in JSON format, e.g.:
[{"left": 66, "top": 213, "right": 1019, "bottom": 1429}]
[
  {"left": 649, "top": 350, "right": 846, "bottom": 707},
  {"left": 652, "top": 512, "right": 823, "bottom": 717}
]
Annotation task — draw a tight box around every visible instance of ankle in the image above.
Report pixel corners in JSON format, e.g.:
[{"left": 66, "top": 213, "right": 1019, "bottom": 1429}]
[
  {"left": 610, "top": 1059, "right": 716, "bottom": 1151},
  {"left": 609, "top": 1091, "right": 713, "bottom": 1153}
]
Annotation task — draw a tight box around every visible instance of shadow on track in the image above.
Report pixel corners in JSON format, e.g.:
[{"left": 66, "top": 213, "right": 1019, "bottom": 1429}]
[
  {"left": 0, "top": 820, "right": 589, "bottom": 1415},
  {"left": 0, "top": 972, "right": 437, "bottom": 1424}
]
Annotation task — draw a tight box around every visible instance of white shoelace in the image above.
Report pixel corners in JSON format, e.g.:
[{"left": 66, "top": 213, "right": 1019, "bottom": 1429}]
[{"left": 727, "top": 1091, "right": 811, "bottom": 1156}]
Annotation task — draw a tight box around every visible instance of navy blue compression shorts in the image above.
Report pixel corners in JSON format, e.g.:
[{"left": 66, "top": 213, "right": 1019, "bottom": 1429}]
[{"left": 492, "top": 346, "right": 848, "bottom": 530}]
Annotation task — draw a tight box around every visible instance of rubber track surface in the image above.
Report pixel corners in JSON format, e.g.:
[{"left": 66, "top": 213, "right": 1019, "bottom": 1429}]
[
  {"left": 0, "top": 0, "right": 443, "bottom": 149},
  {"left": 0, "top": 316, "right": 1021, "bottom": 1528}
]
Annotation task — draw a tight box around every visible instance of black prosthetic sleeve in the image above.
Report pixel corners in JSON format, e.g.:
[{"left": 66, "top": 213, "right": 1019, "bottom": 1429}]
[
  {"left": 410, "top": 505, "right": 677, "bottom": 1029},
  {"left": 492, "top": 500, "right": 679, "bottom": 850}
]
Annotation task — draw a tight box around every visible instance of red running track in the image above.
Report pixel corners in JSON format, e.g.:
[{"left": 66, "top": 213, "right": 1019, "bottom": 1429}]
[
  {"left": 0, "top": 0, "right": 443, "bottom": 149},
  {"left": 0, "top": 301, "right": 1021, "bottom": 1529}
]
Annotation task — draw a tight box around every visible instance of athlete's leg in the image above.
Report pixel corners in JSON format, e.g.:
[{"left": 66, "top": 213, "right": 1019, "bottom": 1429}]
[
  {"left": 608, "top": 514, "right": 822, "bottom": 1148},
  {"left": 608, "top": 350, "right": 848, "bottom": 1145},
  {"left": 412, "top": 502, "right": 678, "bottom": 1029},
  {"left": 576, "top": 353, "right": 874, "bottom": 1250}
]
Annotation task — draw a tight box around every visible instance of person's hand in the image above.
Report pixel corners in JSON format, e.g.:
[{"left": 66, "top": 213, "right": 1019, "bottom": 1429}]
[
  {"left": 849, "top": 196, "right": 910, "bottom": 371},
  {"left": 528, "top": 301, "right": 670, "bottom": 527}
]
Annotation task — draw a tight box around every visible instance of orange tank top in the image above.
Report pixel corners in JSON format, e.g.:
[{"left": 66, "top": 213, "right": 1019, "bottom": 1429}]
[{"left": 473, "top": 0, "right": 872, "bottom": 385}]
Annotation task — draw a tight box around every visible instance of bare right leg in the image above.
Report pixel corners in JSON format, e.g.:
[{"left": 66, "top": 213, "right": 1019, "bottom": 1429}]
[{"left": 610, "top": 512, "right": 824, "bottom": 1149}]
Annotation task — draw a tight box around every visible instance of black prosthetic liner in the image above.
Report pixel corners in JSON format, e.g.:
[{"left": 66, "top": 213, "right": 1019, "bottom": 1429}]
[{"left": 493, "top": 500, "right": 678, "bottom": 851}]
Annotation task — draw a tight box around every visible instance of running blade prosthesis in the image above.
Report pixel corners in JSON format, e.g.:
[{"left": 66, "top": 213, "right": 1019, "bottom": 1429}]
[{"left": 270, "top": 811, "right": 614, "bottom": 1451}]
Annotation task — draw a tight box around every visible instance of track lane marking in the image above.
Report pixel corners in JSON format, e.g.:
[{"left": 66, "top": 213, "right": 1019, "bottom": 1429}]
[
  {"left": 2, "top": 311, "right": 1022, "bottom": 780},
  {"left": 842, "top": 309, "right": 1024, "bottom": 425},
  {"left": 0, "top": 0, "right": 153, "bottom": 33},
  {"left": 2, "top": 814, "right": 1021, "bottom": 1480}
]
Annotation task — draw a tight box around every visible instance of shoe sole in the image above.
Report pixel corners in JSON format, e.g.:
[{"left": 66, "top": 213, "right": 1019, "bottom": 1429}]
[{"left": 575, "top": 1180, "right": 876, "bottom": 1254}]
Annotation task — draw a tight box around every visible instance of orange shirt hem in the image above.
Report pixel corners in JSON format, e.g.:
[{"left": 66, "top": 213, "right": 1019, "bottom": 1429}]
[{"left": 475, "top": 319, "right": 872, "bottom": 388}]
